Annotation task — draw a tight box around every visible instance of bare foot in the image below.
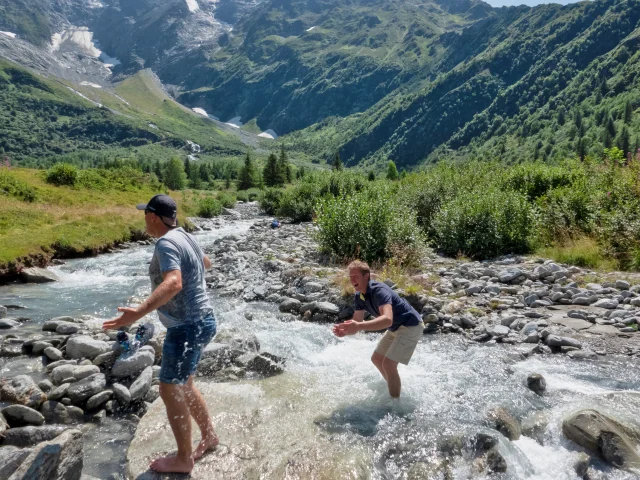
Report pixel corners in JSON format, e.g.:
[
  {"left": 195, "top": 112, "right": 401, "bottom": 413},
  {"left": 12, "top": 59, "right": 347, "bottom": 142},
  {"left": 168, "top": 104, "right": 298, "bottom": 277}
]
[
  {"left": 149, "top": 454, "right": 194, "bottom": 473},
  {"left": 193, "top": 434, "right": 219, "bottom": 460}
]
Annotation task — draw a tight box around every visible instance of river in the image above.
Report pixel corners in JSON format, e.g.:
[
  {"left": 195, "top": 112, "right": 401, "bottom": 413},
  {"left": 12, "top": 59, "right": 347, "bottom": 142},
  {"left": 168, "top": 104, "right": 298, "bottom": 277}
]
[{"left": 1, "top": 216, "right": 640, "bottom": 479}]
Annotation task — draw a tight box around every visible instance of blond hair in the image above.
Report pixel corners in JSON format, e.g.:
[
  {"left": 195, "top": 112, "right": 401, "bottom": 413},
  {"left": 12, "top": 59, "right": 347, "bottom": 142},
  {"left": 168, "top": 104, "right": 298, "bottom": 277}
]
[{"left": 347, "top": 260, "right": 370, "bottom": 276}]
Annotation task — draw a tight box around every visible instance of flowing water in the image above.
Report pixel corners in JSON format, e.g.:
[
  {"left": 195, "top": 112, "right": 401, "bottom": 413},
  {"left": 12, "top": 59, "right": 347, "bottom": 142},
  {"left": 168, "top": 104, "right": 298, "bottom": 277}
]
[{"left": 2, "top": 218, "right": 640, "bottom": 479}]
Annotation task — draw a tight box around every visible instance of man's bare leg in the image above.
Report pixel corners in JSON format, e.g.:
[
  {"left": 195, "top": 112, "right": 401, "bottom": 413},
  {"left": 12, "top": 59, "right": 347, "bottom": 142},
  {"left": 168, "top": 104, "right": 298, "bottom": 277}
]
[
  {"left": 184, "top": 375, "right": 219, "bottom": 460},
  {"left": 150, "top": 382, "right": 195, "bottom": 473},
  {"left": 381, "top": 358, "right": 401, "bottom": 398},
  {"left": 371, "top": 351, "right": 388, "bottom": 380}
]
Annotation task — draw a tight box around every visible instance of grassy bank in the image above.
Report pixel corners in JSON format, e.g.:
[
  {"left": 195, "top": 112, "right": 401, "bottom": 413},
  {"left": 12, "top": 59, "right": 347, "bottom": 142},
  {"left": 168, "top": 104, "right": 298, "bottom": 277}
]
[{"left": 0, "top": 167, "right": 193, "bottom": 276}]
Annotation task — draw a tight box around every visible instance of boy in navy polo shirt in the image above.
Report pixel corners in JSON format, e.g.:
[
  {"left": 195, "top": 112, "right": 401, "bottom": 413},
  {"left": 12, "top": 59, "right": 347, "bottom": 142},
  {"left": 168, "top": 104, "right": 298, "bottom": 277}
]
[{"left": 333, "top": 260, "right": 424, "bottom": 398}]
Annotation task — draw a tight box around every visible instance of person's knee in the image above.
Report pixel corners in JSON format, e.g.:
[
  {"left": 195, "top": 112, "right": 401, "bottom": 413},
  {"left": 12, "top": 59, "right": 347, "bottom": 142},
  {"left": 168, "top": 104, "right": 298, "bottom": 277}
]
[
  {"left": 371, "top": 353, "right": 384, "bottom": 368},
  {"left": 382, "top": 359, "right": 398, "bottom": 375},
  {"left": 159, "top": 382, "right": 182, "bottom": 400}
]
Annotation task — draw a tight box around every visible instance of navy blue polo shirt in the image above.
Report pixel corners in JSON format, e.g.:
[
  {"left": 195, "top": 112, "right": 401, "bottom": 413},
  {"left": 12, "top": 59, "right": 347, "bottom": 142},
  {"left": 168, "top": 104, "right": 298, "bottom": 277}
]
[{"left": 354, "top": 280, "right": 422, "bottom": 331}]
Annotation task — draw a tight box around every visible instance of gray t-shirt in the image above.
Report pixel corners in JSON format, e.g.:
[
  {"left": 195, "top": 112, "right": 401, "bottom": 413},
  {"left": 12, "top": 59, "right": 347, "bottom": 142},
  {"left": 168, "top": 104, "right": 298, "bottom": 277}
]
[{"left": 149, "top": 228, "right": 213, "bottom": 328}]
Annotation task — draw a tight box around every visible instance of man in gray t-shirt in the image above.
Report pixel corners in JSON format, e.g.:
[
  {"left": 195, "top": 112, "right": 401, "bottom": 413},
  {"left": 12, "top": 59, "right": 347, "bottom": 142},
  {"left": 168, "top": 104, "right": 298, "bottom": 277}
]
[{"left": 103, "top": 194, "right": 218, "bottom": 474}]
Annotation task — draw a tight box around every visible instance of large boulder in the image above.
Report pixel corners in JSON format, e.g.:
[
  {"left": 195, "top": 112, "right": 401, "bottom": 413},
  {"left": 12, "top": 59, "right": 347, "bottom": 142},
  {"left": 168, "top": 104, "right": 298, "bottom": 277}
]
[
  {"left": 111, "top": 384, "right": 131, "bottom": 406},
  {"left": 0, "top": 446, "right": 32, "bottom": 480},
  {"left": 488, "top": 407, "right": 521, "bottom": 440},
  {"left": 279, "top": 298, "right": 301, "bottom": 314},
  {"left": 65, "top": 336, "right": 110, "bottom": 360},
  {"left": 526, "top": 374, "right": 546, "bottom": 395},
  {"left": 545, "top": 335, "right": 581, "bottom": 349},
  {"left": 1, "top": 426, "right": 71, "bottom": 447},
  {"left": 7, "top": 429, "right": 83, "bottom": 480},
  {"left": 1, "top": 405, "right": 45, "bottom": 428},
  {"left": 110, "top": 348, "right": 155, "bottom": 378},
  {"left": 66, "top": 374, "right": 106, "bottom": 404},
  {"left": 0, "top": 376, "right": 47, "bottom": 408},
  {"left": 19, "top": 267, "right": 60, "bottom": 284},
  {"left": 562, "top": 409, "right": 640, "bottom": 470}
]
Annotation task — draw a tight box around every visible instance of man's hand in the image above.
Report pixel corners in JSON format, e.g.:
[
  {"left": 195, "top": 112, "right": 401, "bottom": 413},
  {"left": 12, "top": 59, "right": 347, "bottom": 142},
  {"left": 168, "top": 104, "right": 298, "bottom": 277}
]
[
  {"left": 332, "top": 320, "right": 361, "bottom": 337},
  {"left": 103, "top": 307, "right": 144, "bottom": 330}
]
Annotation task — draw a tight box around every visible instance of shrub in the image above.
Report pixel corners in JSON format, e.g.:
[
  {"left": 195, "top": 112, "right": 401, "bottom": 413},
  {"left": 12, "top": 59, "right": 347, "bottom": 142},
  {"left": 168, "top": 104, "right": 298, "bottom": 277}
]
[
  {"left": 277, "top": 182, "right": 321, "bottom": 222},
  {"left": 259, "top": 188, "right": 283, "bottom": 215},
  {"left": 46, "top": 163, "right": 78, "bottom": 186},
  {"left": 197, "top": 197, "right": 222, "bottom": 218},
  {"left": 236, "top": 191, "right": 249, "bottom": 202},
  {"left": 315, "top": 187, "right": 426, "bottom": 265},
  {"left": 216, "top": 191, "right": 236, "bottom": 209},
  {"left": 432, "top": 188, "right": 534, "bottom": 259},
  {"left": 536, "top": 183, "right": 595, "bottom": 241},
  {"left": 0, "top": 170, "right": 37, "bottom": 202}
]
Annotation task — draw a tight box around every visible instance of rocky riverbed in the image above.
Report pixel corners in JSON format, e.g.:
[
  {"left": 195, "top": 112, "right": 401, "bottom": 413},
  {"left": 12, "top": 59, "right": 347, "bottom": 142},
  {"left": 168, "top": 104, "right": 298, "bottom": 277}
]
[{"left": 1, "top": 202, "right": 640, "bottom": 479}]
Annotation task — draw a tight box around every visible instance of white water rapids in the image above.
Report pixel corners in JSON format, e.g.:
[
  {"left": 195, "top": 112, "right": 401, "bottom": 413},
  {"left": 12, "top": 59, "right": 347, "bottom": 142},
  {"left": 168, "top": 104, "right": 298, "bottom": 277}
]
[{"left": 1, "top": 218, "right": 640, "bottom": 479}]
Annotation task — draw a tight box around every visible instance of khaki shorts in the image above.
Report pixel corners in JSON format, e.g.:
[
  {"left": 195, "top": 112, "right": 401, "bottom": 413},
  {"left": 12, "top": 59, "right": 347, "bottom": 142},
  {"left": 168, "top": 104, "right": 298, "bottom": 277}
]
[{"left": 374, "top": 322, "right": 424, "bottom": 365}]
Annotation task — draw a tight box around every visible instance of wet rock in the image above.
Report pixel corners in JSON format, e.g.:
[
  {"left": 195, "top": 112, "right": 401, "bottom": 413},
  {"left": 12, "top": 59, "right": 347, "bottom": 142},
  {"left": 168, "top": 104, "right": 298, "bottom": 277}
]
[
  {"left": 406, "top": 459, "right": 452, "bottom": 480},
  {"left": 486, "top": 325, "right": 510, "bottom": 338},
  {"left": 279, "top": 298, "right": 301, "bottom": 314},
  {"left": 51, "top": 365, "right": 99, "bottom": 386},
  {"left": 0, "top": 412, "right": 8, "bottom": 435},
  {"left": 112, "top": 384, "right": 131, "bottom": 406},
  {"left": 47, "top": 384, "right": 70, "bottom": 402},
  {"left": 214, "top": 330, "right": 260, "bottom": 353},
  {"left": 521, "top": 411, "right": 549, "bottom": 444},
  {"left": 0, "top": 446, "right": 31, "bottom": 479},
  {"left": 0, "top": 338, "right": 24, "bottom": 357},
  {"left": 546, "top": 335, "right": 581, "bottom": 349},
  {"left": 488, "top": 407, "right": 521, "bottom": 440},
  {"left": 85, "top": 391, "right": 112, "bottom": 411},
  {"left": 46, "top": 360, "right": 77, "bottom": 372},
  {"left": 562, "top": 409, "right": 640, "bottom": 470},
  {"left": 55, "top": 322, "right": 80, "bottom": 335},
  {"left": 473, "top": 432, "right": 498, "bottom": 452},
  {"left": 0, "top": 375, "right": 47, "bottom": 408},
  {"left": 487, "top": 448, "right": 507, "bottom": 472},
  {"left": 110, "top": 348, "right": 155, "bottom": 378},
  {"left": 39, "top": 401, "right": 69, "bottom": 425},
  {"left": 66, "top": 374, "right": 106, "bottom": 404},
  {"left": 567, "top": 350, "right": 598, "bottom": 360},
  {"left": 38, "top": 380, "right": 54, "bottom": 393},
  {"left": 143, "top": 385, "right": 160, "bottom": 403},
  {"left": 2, "top": 405, "right": 45, "bottom": 427},
  {"left": 526, "top": 374, "right": 546, "bottom": 395},
  {"left": 235, "top": 353, "right": 285, "bottom": 377},
  {"left": 574, "top": 452, "right": 590, "bottom": 477},
  {"left": 19, "top": 267, "right": 60, "bottom": 284},
  {"left": 92, "top": 351, "right": 117, "bottom": 367},
  {"left": 316, "top": 302, "right": 339, "bottom": 315},
  {"left": 92, "top": 410, "right": 106, "bottom": 423},
  {"left": 129, "top": 367, "right": 153, "bottom": 402},
  {"left": 1, "top": 426, "right": 71, "bottom": 447},
  {"left": 0, "top": 318, "right": 19, "bottom": 329},
  {"left": 43, "top": 347, "right": 63, "bottom": 361},
  {"left": 0, "top": 306, "right": 6, "bottom": 318},
  {"left": 65, "top": 406, "right": 84, "bottom": 424},
  {"left": 8, "top": 428, "right": 83, "bottom": 480},
  {"left": 65, "top": 336, "right": 110, "bottom": 360}
]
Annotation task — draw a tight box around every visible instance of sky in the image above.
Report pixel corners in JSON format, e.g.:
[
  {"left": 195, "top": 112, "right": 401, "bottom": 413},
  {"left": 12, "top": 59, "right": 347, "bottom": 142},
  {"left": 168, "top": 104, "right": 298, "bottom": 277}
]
[{"left": 484, "top": 0, "right": 585, "bottom": 6}]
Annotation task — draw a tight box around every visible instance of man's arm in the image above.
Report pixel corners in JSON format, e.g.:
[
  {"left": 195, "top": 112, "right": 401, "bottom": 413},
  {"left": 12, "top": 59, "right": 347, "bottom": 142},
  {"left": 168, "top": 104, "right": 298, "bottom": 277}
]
[
  {"left": 203, "top": 255, "right": 211, "bottom": 269},
  {"left": 103, "top": 270, "right": 183, "bottom": 330},
  {"left": 333, "top": 305, "right": 393, "bottom": 336}
]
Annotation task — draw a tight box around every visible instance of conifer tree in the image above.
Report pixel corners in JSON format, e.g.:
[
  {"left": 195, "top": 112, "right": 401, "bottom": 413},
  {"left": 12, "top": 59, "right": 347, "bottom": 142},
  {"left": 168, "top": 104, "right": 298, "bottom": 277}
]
[
  {"left": 237, "top": 152, "right": 256, "bottom": 190},
  {"left": 386, "top": 160, "right": 398, "bottom": 180},
  {"left": 263, "top": 153, "right": 279, "bottom": 187},
  {"left": 368, "top": 171, "right": 375, "bottom": 181},
  {"left": 332, "top": 151, "right": 343, "bottom": 171},
  {"left": 163, "top": 157, "right": 188, "bottom": 190},
  {"left": 276, "top": 146, "right": 288, "bottom": 185},
  {"left": 624, "top": 100, "right": 633, "bottom": 124},
  {"left": 618, "top": 125, "right": 631, "bottom": 156}
]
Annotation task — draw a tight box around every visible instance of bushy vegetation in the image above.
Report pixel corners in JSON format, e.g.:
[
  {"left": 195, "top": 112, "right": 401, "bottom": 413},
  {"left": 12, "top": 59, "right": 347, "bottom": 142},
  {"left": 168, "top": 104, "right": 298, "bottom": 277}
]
[
  {"left": 196, "top": 197, "right": 222, "bottom": 218},
  {"left": 45, "top": 163, "right": 78, "bottom": 186}
]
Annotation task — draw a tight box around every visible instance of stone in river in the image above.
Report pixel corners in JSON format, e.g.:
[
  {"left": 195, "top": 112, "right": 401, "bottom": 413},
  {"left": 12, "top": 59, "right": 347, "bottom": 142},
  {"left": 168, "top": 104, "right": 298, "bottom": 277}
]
[
  {"left": 65, "top": 336, "right": 110, "bottom": 359},
  {"left": 1, "top": 405, "right": 45, "bottom": 427},
  {"left": 19, "top": 267, "right": 60, "bottom": 283},
  {"left": 0, "top": 375, "right": 47, "bottom": 408}
]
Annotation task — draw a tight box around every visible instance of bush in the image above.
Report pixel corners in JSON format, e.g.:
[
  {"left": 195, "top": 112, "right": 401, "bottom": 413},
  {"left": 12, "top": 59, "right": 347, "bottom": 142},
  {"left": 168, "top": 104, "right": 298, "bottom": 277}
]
[
  {"left": 0, "top": 170, "right": 37, "bottom": 202},
  {"left": 236, "top": 191, "right": 249, "bottom": 202},
  {"left": 536, "top": 183, "right": 595, "bottom": 241},
  {"left": 259, "top": 188, "right": 283, "bottom": 215},
  {"left": 216, "top": 191, "right": 236, "bottom": 209},
  {"left": 432, "top": 188, "right": 534, "bottom": 259},
  {"left": 315, "top": 187, "right": 426, "bottom": 265},
  {"left": 197, "top": 197, "right": 222, "bottom": 218},
  {"left": 46, "top": 163, "right": 78, "bottom": 186}
]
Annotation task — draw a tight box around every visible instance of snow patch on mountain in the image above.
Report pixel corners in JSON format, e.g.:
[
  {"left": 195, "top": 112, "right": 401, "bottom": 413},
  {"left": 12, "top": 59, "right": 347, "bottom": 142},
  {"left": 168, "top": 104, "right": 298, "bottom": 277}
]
[
  {"left": 258, "top": 129, "right": 278, "bottom": 139},
  {"left": 0, "top": 31, "right": 17, "bottom": 39},
  {"left": 225, "top": 116, "right": 243, "bottom": 128},
  {"left": 186, "top": 0, "right": 200, "bottom": 12},
  {"left": 306, "top": 26, "right": 316, "bottom": 32},
  {"left": 51, "top": 27, "right": 101, "bottom": 57},
  {"left": 80, "top": 81, "right": 102, "bottom": 88},
  {"left": 192, "top": 107, "right": 209, "bottom": 116}
]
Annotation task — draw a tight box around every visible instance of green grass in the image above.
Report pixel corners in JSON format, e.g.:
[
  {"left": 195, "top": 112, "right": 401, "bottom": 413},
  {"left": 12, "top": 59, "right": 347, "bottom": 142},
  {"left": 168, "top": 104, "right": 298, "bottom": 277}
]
[
  {"left": 536, "top": 237, "right": 618, "bottom": 271},
  {"left": 0, "top": 168, "right": 194, "bottom": 268}
]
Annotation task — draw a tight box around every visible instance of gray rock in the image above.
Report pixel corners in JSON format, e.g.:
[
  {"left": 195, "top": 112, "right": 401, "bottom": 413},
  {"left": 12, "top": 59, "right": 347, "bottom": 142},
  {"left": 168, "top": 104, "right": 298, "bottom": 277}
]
[
  {"left": 567, "top": 350, "right": 598, "bottom": 360},
  {"left": 0, "top": 339, "right": 24, "bottom": 357},
  {"left": 46, "top": 360, "right": 77, "bottom": 372},
  {"left": 487, "top": 448, "right": 508, "bottom": 473},
  {"left": 0, "top": 319, "right": 19, "bottom": 329},
  {"left": 51, "top": 365, "right": 99, "bottom": 386},
  {"left": 111, "top": 384, "right": 131, "bottom": 406},
  {"left": 0, "top": 305, "right": 6, "bottom": 319},
  {"left": 19, "top": 267, "right": 60, "bottom": 284},
  {"left": 55, "top": 323, "right": 80, "bottom": 335},
  {"left": 43, "top": 347, "right": 63, "bottom": 361},
  {"left": 8, "top": 428, "right": 83, "bottom": 480},
  {"left": 1, "top": 426, "right": 71, "bottom": 447},
  {"left": 278, "top": 298, "right": 301, "bottom": 313},
  {"left": 488, "top": 407, "right": 521, "bottom": 440},
  {"left": 47, "top": 384, "right": 70, "bottom": 402},
  {"left": 129, "top": 367, "right": 153, "bottom": 402},
  {"left": 1, "top": 405, "right": 45, "bottom": 428},
  {"left": 65, "top": 407, "right": 84, "bottom": 424},
  {"left": 572, "top": 296, "right": 592, "bottom": 306},
  {"left": 563, "top": 409, "right": 640, "bottom": 470},
  {"left": 33, "top": 341, "right": 54, "bottom": 354},
  {"left": 526, "top": 374, "right": 546, "bottom": 395},
  {"left": 92, "top": 351, "right": 117, "bottom": 367},
  {"left": 316, "top": 302, "right": 339, "bottom": 315},
  {"left": 498, "top": 268, "right": 522, "bottom": 283},
  {"left": 66, "top": 374, "right": 106, "bottom": 404},
  {"left": 42, "top": 317, "right": 75, "bottom": 332},
  {"left": 39, "top": 401, "right": 69, "bottom": 425},
  {"left": 65, "top": 336, "right": 110, "bottom": 360},
  {"left": 143, "top": 385, "right": 160, "bottom": 403},
  {"left": 110, "top": 348, "right": 155, "bottom": 378},
  {"left": 0, "top": 446, "right": 31, "bottom": 480},
  {"left": 546, "top": 335, "right": 582, "bottom": 349},
  {"left": 85, "top": 391, "right": 112, "bottom": 411},
  {"left": 38, "top": 380, "right": 54, "bottom": 393},
  {"left": 0, "top": 376, "right": 47, "bottom": 408},
  {"left": 487, "top": 325, "right": 510, "bottom": 338},
  {"left": 304, "top": 282, "right": 324, "bottom": 293},
  {"left": 593, "top": 298, "right": 619, "bottom": 309},
  {"left": 615, "top": 280, "right": 631, "bottom": 290}
]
